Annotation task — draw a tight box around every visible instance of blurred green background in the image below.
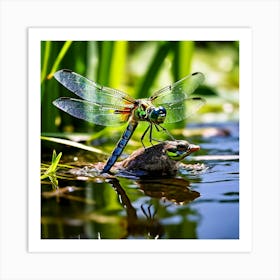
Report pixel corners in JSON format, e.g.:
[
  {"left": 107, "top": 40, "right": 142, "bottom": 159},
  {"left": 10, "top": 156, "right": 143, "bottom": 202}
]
[{"left": 41, "top": 41, "right": 239, "bottom": 153}]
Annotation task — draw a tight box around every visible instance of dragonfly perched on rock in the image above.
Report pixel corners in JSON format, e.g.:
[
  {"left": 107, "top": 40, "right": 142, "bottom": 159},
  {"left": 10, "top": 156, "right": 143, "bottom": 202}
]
[{"left": 53, "top": 69, "right": 205, "bottom": 173}]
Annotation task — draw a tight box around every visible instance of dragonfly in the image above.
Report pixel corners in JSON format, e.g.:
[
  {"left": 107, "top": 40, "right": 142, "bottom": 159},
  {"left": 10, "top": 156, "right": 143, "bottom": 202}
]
[{"left": 53, "top": 69, "right": 205, "bottom": 173}]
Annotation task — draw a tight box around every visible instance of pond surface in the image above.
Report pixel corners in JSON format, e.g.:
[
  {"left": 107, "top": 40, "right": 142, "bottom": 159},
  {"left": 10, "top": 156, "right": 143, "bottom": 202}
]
[{"left": 41, "top": 121, "right": 239, "bottom": 239}]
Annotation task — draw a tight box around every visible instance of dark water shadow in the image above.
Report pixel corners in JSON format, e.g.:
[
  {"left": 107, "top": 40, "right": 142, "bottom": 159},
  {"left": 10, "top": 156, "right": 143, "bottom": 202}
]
[{"left": 107, "top": 176, "right": 200, "bottom": 239}]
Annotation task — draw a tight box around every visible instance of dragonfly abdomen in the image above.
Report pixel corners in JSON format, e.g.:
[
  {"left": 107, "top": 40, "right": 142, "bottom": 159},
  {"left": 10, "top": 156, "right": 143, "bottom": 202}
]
[{"left": 101, "top": 121, "right": 138, "bottom": 173}]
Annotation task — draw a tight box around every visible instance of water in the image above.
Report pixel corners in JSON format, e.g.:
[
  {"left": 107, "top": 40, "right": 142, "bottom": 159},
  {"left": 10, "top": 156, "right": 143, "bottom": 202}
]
[{"left": 41, "top": 121, "right": 239, "bottom": 239}]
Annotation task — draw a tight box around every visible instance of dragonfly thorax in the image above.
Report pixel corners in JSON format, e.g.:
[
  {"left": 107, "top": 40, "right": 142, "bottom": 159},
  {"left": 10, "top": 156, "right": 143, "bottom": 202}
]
[{"left": 133, "top": 102, "right": 166, "bottom": 124}]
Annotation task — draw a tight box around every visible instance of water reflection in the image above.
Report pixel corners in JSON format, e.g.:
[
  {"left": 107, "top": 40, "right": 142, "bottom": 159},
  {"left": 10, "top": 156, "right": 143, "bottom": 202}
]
[
  {"left": 109, "top": 178, "right": 164, "bottom": 239},
  {"left": 112, "top": 177, "right": 200, "bottom": 238},
  {"left": 136, "top": 178, "right": 200, "bottom": 205},
  {"left": 42, "top": 174, "right": 200, "bottom": 239}
]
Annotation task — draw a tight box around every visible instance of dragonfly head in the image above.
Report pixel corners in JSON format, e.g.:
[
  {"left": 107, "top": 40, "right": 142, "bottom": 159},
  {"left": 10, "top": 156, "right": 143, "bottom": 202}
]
[{"left": 148, "top": 106, "right": 167, "bottom": 124}]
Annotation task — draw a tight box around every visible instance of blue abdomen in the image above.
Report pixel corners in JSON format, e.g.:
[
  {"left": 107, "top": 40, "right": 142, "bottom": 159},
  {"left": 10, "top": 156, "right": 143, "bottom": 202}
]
[{"left": 102, "top": 121, "right": 138, "bottom": 173}]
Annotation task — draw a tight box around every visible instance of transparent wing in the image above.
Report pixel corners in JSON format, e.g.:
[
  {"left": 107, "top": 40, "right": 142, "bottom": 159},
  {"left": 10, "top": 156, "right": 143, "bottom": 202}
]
[
  {"left": 164, "top": 97, "right": 206, "bottom": 123},
  {"left": 150, "top": 72, "right": 205, "bottom": 105},
  {"left": 53, "top": 97, "right": 132, "bottom": 126},
  {"left": 54, "top": 69, "right": 136, "bottom": 107}
]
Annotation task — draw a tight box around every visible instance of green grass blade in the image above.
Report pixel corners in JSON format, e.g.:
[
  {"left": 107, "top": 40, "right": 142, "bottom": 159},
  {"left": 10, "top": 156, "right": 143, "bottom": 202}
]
[
  {"left": 135, "top": 41, "right": 172, "bottom": 99},
  {"left": 86, "top": 41, "right": 99, "bottom": 80},
  {"left": 41, "top": 41, "right": 51, "bottom": 83},
  {"left": 51, "top": 150, "right": 62, "bottom": 172},
  {"left": 179, "top": 41, "right": 194, "bottom": 77},
  {"left": 41, "top": 136, "right": 108, "bottom": 155},
  {"left": 51, "top": 149, "right": 57, "bottom": 163},
  {"left": 41, "top": 150, "right": 62, "bottom": 187},
  {"left": 172, "top": 41, "right": 194, "bottom": 81},
  {"left": 97, "top": 41, "right": 113, "bottom": 86},
  {"left": 109, "top": 41, "right": 128, "bottom": 89},
  {"left": 47, "top": 41, "right": 72, "bottom": 79}
]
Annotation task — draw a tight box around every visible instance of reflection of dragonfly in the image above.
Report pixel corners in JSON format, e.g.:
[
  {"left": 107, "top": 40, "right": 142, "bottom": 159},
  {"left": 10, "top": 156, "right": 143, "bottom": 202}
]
[{"left": 53, "top": 69, "right": 205, "bottom": 173}]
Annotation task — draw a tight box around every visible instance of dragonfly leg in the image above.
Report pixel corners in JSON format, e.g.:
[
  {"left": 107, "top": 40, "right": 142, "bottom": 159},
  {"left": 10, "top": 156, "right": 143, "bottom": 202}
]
[
  {"left": 142, "top": 123, "right": 174, "bottom": 147},
  {"left": 149, "top": 124, "right": 155, "bottom": 145},
  {"left": 157, "top": 124, "right": 175, "bottom": 140},
  {"left": 148, "top": 124, "right": 172, "bottom": 143},
  {"left": 149, "top": 125, "right": 162, "bottom": 144},
  {"left": 141, "top": 124, "right": 152, "bottom": 148},
  {"left": 149, "top": 124, "right": 163, "bottom": 145}
]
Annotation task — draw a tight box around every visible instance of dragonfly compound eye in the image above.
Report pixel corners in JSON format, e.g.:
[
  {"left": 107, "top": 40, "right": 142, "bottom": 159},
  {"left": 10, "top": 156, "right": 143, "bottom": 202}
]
[{"left": 149, "top": 106, "right": 166, "bottom": 124}]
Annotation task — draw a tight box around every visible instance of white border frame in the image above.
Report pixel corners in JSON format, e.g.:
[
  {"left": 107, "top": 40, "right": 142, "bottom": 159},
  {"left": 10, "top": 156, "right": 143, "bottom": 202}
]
[
  {"left": 1, "top": 1, "right": 279, "bottom": 279},
  {"left": 28, "top": 27, "right": 252, "bottom": 253}
]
